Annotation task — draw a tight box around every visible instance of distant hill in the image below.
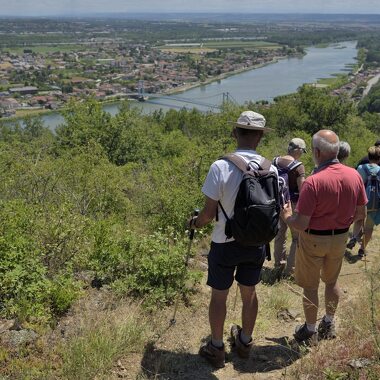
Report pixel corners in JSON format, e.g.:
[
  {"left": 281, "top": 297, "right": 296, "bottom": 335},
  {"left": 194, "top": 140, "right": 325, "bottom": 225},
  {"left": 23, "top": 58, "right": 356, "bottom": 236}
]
[{"left": 2, "top": 13, "right": 380, "bottom": 24}]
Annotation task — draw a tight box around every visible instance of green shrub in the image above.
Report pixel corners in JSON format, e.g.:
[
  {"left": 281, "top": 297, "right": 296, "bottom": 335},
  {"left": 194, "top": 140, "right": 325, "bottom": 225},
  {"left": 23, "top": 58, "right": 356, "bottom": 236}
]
[
  {"left": 89, "top": 222, "right": 201, "bottom": 307},
  {"left": 0, "top": 200, "right": 51, "bottom": 321},
  {"left": 50, "top": 273, "right": 83, "bottom": 316}
]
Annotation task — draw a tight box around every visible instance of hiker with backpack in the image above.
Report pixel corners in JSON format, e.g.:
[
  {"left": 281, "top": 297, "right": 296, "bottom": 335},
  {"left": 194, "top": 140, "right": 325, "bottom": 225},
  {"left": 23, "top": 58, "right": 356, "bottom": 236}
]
[
  {"left": 189, "top": 110, "right": 280, "bottom": 368},
  {"left": 347, "top": 146, "right": 380, "bottom": 257},
  {"left": 355, "top": 139, "right": 380, "bottom": 168},
  {"left": 273, "top": 138, "right": 307, "bottom": 277},
  {"left": 281, "top": 130, "right": 367, "bottom": 345}
]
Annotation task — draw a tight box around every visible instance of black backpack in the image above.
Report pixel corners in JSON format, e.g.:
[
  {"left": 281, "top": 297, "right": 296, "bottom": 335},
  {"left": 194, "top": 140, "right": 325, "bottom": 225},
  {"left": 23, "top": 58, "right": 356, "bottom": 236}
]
[
  {"left": 218, "top": 154, "right": 280, "bottom": 247},
  {"left": 273, "top": 157, "right": 302, "bottom": 207}
]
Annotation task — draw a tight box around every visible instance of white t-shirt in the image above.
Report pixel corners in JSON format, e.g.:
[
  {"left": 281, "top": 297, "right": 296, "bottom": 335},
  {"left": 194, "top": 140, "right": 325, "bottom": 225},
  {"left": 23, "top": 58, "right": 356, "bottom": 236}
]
[{"left": 202, "top": 149, "right": 278, "bottom": 243}]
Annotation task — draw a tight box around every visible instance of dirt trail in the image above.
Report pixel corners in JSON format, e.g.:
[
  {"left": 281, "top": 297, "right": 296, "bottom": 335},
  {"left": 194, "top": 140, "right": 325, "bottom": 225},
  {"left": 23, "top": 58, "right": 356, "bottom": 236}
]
[{"left": 110, "top": 240, "right": 377, "bottom": 380}]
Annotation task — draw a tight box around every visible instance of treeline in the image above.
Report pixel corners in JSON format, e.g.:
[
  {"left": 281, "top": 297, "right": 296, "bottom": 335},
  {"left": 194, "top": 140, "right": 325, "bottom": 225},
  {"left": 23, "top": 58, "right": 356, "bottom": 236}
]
[
  {"left": 359, "top": 81, "right": 380, "bottom": 115},
  {"left": 267, "top": 29, "right": 359, "bottom": 48},
  {"left": 0, "top": 85, "right": 378, "bottom": 327},
  {"left": 357, "top": 33, "right": 380, "bottom": 67},
  {"left": 0, "top": 18, "right": 370, "bottom": 48}
]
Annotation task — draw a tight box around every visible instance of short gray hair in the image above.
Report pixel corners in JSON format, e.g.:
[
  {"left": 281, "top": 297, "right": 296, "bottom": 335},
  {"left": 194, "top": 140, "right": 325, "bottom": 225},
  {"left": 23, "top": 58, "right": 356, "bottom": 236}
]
[
  {"left": 313, "top": 134, "right": 340, "bottom": 156},
  {"left": 337, "top": 141, "right": 351, "bottom": 162}
]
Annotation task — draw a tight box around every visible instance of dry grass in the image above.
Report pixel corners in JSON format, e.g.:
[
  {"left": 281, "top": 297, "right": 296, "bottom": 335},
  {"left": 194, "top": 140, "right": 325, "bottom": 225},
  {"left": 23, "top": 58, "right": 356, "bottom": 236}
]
[
  {"left": 1, "top": 231, "right": 379, "bottom": 380},
  {"left": 289, "top": 233, "right": 380, "bottom": 380},
  {"left": 61, "top": 304, "right": 150, "bottom": 380},
  {"left": 0, "top": 295, "right": 151, "bottom": 380}
]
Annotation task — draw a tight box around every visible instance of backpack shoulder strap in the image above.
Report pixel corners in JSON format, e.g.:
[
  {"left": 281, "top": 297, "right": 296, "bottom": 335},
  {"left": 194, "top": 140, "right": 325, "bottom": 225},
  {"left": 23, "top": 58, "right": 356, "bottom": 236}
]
[
  {"left": 362, "top": 164, "right": 371, "bottom": 177},
  {"left": 287, "top": 159, "right": 302, "bottom": 171},
  {"left": 221, "top": 153, "right": 250, "bottom": 173},
  {"left": 258, "top": 157, "right": 272, "bottom": 172},
  {"left": 272, "top": 156, "right": 280, "bottom": 167},
  {"left": 362, "top": 165, "right": 376, "bottom": 185}
]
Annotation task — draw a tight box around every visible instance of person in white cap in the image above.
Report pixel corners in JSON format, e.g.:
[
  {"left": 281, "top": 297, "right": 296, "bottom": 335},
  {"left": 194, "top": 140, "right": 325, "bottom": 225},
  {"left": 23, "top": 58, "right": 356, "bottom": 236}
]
[
  {"left": 273, "top": 138, "right": 307, "bottom": 277},
  {"left": 188, "top": 110, "right": 277, "bottom": 368}
]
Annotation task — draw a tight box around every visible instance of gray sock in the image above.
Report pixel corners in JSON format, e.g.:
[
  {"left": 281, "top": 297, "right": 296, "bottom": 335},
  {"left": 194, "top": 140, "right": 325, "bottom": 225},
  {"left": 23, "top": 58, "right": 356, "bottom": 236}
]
[
  {"left": 240, "top": 330, "right": 252, "bottom": 345},
  {"left": 211, "top": 338, "right": 223, "bottom": 348}
]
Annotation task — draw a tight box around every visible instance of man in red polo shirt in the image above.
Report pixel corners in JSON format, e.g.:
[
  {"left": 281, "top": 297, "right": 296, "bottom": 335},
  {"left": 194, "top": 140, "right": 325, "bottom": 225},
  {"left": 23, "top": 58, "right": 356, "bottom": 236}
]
[{"left": 282, "top": 130, "right": 367, "bottom": 344}]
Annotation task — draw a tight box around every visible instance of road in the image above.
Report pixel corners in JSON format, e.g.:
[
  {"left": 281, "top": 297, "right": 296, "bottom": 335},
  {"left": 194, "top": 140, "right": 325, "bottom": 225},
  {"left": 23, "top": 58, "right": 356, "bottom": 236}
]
[{"left": 363, "top": 72, "right": 380, "bottom": 97}]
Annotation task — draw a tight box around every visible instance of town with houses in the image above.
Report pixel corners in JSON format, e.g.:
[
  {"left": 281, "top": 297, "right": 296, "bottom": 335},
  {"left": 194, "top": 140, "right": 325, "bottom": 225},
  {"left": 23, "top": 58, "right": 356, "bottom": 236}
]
[
  {"left": 0, "top": 41, "right": 293, "bottom": 118},
  {"left": 0, "top": 15, "right": 379, "bottom": 119}
]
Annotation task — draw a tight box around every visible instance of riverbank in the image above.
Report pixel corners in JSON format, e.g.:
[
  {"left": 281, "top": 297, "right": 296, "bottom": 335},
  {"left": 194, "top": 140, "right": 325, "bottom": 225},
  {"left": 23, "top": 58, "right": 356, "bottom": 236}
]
[
  {"left": 1, "top": 42, "right": 360, "bottom": 125},
  {"left": 163, "top": 56, "right": 289, "bottom": 96},
  {"left": 1, "top": 56, "right": 289, "bottom": 122}
]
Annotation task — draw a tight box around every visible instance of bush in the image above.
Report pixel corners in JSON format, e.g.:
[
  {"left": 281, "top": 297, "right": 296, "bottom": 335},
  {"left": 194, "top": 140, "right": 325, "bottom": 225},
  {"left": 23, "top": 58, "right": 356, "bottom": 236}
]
[
  {"left": 0, "top": 201, "right": 51, "bottom": 322},
  {"left": 89, "top": 222, "right": 201, "bottom": 307},
  {"left": 50, "top": 273, "right": 83, "bottom": 316}
]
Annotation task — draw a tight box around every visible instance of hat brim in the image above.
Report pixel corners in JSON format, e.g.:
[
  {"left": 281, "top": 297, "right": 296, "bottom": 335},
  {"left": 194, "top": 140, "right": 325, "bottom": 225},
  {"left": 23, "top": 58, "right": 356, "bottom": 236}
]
[{"left": 229, "top": 121, "right": 273, "bottom": 132}]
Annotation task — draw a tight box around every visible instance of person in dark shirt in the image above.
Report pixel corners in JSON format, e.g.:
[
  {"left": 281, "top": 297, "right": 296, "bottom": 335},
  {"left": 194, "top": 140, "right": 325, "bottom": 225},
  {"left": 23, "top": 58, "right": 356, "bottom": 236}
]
[{"left": 356, "top": 140, "right": 380, "bottom": 168}]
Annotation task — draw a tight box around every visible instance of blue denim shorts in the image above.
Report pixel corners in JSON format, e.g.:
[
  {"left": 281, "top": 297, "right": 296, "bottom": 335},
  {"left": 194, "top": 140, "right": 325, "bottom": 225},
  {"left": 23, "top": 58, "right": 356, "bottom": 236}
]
[{"left": 207, "top": 241, "right": 266, "bottom": 290}]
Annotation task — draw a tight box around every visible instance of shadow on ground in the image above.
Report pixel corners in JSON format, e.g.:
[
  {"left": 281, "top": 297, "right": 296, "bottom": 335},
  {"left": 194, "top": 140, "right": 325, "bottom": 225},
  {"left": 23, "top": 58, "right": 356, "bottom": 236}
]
[
  {"left": 139, "top": 335, "right": 302, "bottom": 379},
  {"left": 140, "top": 341, "right": 219, "bottom": 380},
  {"left": 260, "top": 266, "right": 295, "bottom": 285},
  {"left": 229, "top": 336, "right": 302, "bottom": 374}
]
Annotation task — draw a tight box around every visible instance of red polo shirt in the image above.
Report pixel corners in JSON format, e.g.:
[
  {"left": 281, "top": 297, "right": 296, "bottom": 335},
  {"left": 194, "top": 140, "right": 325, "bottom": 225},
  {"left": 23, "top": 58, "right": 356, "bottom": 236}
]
[{"left": 296, "top": 163, "right": 367, "bottom": 230}]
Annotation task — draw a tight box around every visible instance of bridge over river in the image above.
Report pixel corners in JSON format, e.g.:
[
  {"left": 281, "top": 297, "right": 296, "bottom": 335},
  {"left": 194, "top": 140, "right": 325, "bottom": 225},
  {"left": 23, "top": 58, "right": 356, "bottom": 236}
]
[{"left": 6, "top": 41, "right": 359, "bottom": 130}]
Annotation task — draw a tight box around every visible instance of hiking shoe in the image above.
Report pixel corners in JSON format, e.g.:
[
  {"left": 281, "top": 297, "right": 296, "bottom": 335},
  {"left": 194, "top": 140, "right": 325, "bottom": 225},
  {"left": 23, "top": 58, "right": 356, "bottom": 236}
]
[
  {"left": 199, "top": 341, "right": 225, "bottom": 368},
  {"left": 294, "top": 323, "right": 318, "bottom": 345},
  {"left": 346, "top": 237, "right": 357, "bottom": 250},
  {"left": 358, "top": 249, "right": 365, "bottom": 258},
  {"left": 230, "top": 324, "right": 253, "bottom": 358},
  {"left": 318, "top": 318, "right": 337, "bottom": 340},
  {"left": 274, "top": 263, "right": 285, "bottom": 281}
]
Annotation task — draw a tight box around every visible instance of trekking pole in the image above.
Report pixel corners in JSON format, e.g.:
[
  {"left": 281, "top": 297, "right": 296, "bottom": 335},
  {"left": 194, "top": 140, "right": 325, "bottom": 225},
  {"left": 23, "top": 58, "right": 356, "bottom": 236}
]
[
  {"left": 362, "top": 219, "right": 367, "bottom": 272},
  {"left": 170, "top": 209, "right": 199, "bottom": 326}
]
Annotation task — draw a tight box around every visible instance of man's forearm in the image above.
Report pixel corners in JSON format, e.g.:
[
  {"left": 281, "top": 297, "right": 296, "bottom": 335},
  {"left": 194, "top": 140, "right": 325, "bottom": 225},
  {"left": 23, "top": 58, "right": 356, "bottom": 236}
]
[
  {"left": 285, "top": 215, "right": 306, "bottom": 231},
  {"left": 353, "top": 205, "right": 366, "bottom": 223},
  {"left": 194, "top": 210, "right": 214, "bottom": 228}
]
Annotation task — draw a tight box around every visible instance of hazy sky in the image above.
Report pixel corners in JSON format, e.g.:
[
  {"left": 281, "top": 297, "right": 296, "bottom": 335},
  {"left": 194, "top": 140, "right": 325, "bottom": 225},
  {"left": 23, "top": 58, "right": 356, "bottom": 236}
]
[{"left": 0, "top": 0, "right": 379, "bottom": 16}]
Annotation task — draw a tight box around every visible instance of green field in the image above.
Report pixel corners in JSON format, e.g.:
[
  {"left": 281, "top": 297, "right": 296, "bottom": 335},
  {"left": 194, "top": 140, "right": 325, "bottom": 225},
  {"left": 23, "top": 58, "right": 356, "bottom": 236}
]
[
  {"left": 1, "top": 44, "right": 85, "bottom": 55},
  {"left": 159, "top": 47, "right": 217, "bottom": 54},
  {"left": 204, "top": 40, "right": 280, "bottom": 49},
  {"left": 316, "top": 73, "right": 349, "bottom": 88},
  {"left": 159, "top": 40, "right": 280, "bottom": 52}
]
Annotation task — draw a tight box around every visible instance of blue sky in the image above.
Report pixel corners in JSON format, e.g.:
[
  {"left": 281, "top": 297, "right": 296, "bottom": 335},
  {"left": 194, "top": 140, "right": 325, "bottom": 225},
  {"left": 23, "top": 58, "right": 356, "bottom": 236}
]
[{"left": 0, "top": 0, "right": 379, "bottom": 16}]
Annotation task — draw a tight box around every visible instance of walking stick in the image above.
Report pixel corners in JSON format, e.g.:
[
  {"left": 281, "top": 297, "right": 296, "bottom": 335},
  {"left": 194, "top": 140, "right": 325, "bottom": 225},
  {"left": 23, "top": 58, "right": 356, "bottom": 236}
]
[
  {"left": 170, "top": 209, "right": 199, "bottom": 325},
  {"left": 362, "top": 219, "right": 367, "bottom": 272}
]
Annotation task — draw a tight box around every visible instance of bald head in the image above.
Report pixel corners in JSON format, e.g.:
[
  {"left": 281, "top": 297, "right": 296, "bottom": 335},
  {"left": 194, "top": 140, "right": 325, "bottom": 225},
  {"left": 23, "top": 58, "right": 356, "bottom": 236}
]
[
  {"left": 312, "top": 129, "right": 340, "bottom": 164},
  {"left": 317, "top": 130, "right": 339, "bottom": 145}
]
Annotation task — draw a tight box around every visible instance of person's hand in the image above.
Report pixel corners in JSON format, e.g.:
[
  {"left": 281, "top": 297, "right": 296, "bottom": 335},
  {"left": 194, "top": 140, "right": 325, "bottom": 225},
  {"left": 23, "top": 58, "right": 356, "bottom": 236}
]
[
  {"left": 281, "top": 201, "right": 293, "bottom": 222},
  {"left": 188, "top": 215, "right": 198, "bottom": 230}
]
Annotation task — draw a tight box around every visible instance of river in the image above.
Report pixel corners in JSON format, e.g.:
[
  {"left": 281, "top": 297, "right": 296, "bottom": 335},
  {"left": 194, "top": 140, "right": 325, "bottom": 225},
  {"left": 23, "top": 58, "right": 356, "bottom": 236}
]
[{"left": 21, "top": 41, "right": 359, "bottom": 130}]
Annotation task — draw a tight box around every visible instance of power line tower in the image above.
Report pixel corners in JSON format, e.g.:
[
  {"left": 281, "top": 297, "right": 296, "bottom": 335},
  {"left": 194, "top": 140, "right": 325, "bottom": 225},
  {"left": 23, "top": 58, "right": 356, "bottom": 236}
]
[
  {"left": 137, "top": 80, "right": 145, "bottom": 99},
  {"left": 222, "top": 92, "right": 230, "bottom": 104}
]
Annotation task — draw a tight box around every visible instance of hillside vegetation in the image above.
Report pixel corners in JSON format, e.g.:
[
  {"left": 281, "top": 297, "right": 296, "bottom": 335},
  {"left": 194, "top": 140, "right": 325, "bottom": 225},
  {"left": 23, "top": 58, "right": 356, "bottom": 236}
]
[{"left": 0, "top": 84, "right": 379, "bottom": 378}]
